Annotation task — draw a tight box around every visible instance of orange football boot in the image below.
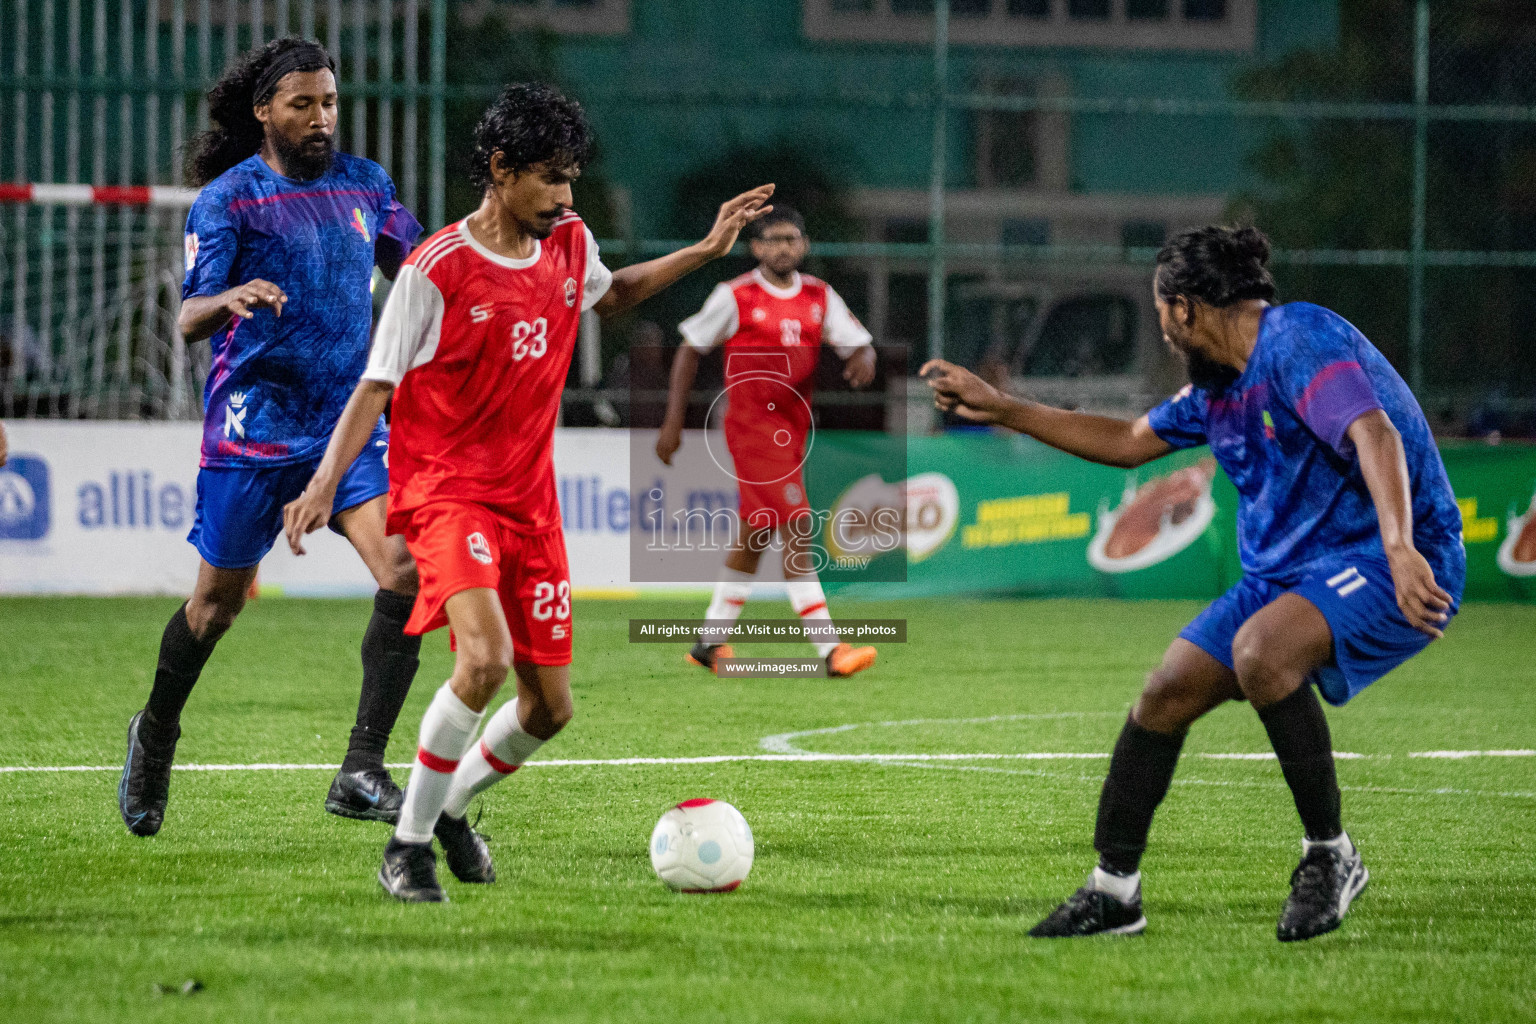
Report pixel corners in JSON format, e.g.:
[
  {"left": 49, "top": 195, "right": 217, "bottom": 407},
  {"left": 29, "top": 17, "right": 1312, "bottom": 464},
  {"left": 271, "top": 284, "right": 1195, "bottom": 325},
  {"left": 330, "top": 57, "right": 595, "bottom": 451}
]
[
  {"left": 686, "top": 642, "right": 734, "bottom": 674},
  {"left": 826, "top": 643, "right": 877, "bottom": 678}
]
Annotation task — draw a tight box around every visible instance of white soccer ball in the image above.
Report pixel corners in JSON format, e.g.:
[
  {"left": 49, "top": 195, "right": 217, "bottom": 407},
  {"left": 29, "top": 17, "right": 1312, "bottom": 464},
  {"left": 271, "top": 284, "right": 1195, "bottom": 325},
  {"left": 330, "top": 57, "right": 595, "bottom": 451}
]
[{"left": 649, "top": 799, "right": 754, "bottom": 892}]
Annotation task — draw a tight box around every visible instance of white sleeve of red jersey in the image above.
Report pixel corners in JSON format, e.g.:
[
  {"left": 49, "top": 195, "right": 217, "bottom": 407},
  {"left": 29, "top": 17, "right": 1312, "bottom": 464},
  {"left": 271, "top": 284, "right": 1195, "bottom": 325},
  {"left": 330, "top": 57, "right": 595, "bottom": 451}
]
[
  {"left": 823, "top": 285, "right": 873, "bottom": 359},
  {"left": 678, "top": 283, "right": 740, "bottom": 352},
  {"left": 581, "top": 226, "right": 613, "bottom": 312},
  {"left": 362, "top": 264, "right": 444, "bottom": 385}
]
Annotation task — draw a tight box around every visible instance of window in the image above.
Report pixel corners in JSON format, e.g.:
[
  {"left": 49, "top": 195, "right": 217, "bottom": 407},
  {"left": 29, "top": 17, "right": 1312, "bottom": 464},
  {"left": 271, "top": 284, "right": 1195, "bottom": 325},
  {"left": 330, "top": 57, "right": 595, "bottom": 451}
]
[
  {"left": 974, "top": 78, "right": 1039, "bottom": 188},
  {"left": 479, "top": 0, "right": 630, "bottom": 35},
  {"left": 1121, "top": 220, "right": 1167, "bottom": 249},
  {"left": 1183, "top": 0, "right": 1227, "bottom": 20},
  {"left": 803, "top": 0, "right": 1254, "bottom": 50},
  {"left": 883, "top": 219, "right": 930, "bottom": 244},
  {"left": 1002, "top": 218, "right": 1052, "bottom": 246},
  {"left": 1019, "top": 295, "right": 1137, "bottom": 377},
  {"left": 1126, "top": 0, "right": 1169, "bottom": 18},
  {"left": 1068, "top": 0, "right": 1110, "bottom": 20}
]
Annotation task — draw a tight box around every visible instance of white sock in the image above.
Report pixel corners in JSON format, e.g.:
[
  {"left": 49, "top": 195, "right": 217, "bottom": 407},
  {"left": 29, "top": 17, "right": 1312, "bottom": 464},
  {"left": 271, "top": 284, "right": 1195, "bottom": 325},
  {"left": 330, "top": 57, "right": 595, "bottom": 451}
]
[
  {"left": 393, "top": 682, "right": 485, "bottom": 844},
  {"left": 786, "top": 576, "right": 838, "bottom": 657},
  {"left": 1303, "top": 831, "right": 1354, "bottom": 857},
  {"left": 442, "top": 698, "right": 546, "bottom": 820},
  {"left": 700, "top": 567, "right": 753, "bottom": 646},
  {"left": 1091, "top": 865, "right": 1141, "bottom": 903}
]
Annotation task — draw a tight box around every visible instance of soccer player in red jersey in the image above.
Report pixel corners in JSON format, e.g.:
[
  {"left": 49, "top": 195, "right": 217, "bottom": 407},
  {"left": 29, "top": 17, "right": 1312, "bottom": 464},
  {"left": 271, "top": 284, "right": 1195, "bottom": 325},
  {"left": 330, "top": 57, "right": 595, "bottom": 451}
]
[
  {"left": 283, "top": 83, "right": 775, "bottom": 901},
  {"left": 656, "top": 206, "right": 879, "bottom": 678}
]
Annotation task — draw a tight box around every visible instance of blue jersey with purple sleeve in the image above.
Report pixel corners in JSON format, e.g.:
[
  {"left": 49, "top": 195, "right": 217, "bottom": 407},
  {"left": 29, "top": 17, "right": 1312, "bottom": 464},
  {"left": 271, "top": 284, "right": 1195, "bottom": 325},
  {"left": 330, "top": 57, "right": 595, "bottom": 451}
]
[
  {"left": 182, "top": 151, "right": 422, "bottom": 467},
  {"left": 1146, "top": 302, "right": 1463, "bottom": 586}
]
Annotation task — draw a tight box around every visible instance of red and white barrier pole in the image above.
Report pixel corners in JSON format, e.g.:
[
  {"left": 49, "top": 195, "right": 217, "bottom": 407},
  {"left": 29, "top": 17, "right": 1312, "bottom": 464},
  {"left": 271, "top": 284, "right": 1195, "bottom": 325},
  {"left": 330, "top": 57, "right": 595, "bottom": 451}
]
[{"left": 0, "top": 183, "right": 199, "bottom": 207}]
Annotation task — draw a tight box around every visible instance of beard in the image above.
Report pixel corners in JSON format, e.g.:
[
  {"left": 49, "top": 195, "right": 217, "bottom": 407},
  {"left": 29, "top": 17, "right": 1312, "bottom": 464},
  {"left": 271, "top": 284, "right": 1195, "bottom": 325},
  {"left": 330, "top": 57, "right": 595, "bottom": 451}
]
[
  {"left": 271, "top": 130, "right": 335, "bottom": 181},
  {"left": 1183, "top": 347, "right": 1242, "bottom": 393}
]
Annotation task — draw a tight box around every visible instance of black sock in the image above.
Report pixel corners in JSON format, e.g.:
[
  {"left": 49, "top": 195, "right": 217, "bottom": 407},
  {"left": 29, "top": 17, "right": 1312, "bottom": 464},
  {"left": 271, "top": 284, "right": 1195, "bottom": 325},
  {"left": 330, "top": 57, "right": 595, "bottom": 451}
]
[
  {"left": 1257, "top": 684, "right": 1343, "bottom": 842},
  {"left": 143, "top": 603, "right": 220, "bottom": 744},
  {"left": 342, "top": 589, "right": 423, "bottom": 773},
  {"left": 1093, "top": 716, "right": 1186, "bottom": 875}
]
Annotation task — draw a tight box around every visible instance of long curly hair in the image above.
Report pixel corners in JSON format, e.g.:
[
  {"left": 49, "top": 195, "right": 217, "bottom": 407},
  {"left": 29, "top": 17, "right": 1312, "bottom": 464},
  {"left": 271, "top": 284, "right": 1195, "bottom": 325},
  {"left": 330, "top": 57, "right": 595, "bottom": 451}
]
[
  {"left": 186, "top": 38, "right": 333, "bottom": 187},
  {"left": 469, "top": 83, "right": 594, "bottom": 190}
]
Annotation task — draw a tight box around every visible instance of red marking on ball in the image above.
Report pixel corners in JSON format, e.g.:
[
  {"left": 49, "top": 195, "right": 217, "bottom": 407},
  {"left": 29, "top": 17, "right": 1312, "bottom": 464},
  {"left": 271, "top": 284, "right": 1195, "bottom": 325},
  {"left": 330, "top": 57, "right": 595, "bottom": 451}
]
[{"left": 676, "top": 798, "right": 716, "bottom": 809}]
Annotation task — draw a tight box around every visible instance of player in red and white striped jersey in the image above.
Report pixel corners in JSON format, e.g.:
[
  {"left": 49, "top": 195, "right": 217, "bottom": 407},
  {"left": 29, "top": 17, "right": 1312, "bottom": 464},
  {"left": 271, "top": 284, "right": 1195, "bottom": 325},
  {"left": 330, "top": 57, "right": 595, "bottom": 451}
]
[
  {"left": 283, "top": 83, "right": 775, "bottom": 901},
  {"left": 656, "top": 206, "right": 879, "bottom": 678}
]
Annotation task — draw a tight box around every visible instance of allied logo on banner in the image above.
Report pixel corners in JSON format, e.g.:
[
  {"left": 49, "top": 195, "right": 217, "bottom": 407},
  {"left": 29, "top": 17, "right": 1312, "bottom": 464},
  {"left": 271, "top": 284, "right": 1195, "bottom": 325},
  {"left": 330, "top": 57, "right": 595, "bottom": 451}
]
[{"left": 0, "top": 456, "right": 52, "bottom": 540}]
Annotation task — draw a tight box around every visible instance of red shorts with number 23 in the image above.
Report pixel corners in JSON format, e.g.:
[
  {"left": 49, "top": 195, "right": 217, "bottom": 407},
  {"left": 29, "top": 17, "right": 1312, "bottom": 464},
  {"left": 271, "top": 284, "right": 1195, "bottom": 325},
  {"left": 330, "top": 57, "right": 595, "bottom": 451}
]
[{"left": 400, "top": 500, "right": 573, "bottom": 665}]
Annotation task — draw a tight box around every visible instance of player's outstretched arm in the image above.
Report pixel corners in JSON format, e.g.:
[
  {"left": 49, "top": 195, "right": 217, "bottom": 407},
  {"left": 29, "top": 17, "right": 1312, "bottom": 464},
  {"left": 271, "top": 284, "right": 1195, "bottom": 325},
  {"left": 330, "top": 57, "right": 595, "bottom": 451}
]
[
  {"left": 656, "top": 345, "right": 701, "bottom": 465},
  {"left": 920, "top": 359, "right": 1170, "bottom": 469},
  {"left": 1347, "top": 409, "right": 1453, "bottom": 638},
  {"left": 178, "top": 279, "right": 289, "bottom": 342},
  {"left": 591, "top": 185, "right": 775, "bottom": 318},
  {"left": 282, "top": 379, "right": 395, "bottom": 555}
]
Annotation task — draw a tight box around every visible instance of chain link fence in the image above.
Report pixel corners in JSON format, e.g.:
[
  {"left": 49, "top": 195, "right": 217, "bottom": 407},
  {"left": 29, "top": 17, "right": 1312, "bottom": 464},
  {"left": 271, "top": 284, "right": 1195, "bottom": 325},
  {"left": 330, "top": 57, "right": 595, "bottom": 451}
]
[{"left": 3, "top": 0, "right": 1533, "bottom": 435}]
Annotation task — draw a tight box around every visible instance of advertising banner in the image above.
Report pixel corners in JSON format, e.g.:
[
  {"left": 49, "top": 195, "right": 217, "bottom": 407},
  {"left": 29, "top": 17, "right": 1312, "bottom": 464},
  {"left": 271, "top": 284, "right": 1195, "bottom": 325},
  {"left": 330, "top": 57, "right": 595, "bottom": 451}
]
[
  {"left": 0, "top": 422, "right": 646, "bottom": 596},
  {"left": 813, "top": 433, "right": 1536, "bottom": 603},
  {"left": 2, "top": 422, "right": 1532, "bottom": 601}
]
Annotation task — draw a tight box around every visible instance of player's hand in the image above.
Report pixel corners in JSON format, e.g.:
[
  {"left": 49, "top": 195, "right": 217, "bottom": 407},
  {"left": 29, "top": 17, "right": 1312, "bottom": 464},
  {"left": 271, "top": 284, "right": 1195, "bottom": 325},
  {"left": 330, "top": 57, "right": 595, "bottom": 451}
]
[
  {"left": 282, "top": 483, "right": 337, "bottom": 556},
  {"left": 698, "top": 185, "right": 776, "bottom": 259},
  {"left": 919, "top": 359, "right": 1007, "bottom": 424},
  {"left": 1385, "top": 543, "right": 1453, "bottom": 639},
  {"left": 656, "top": 425, "right": 683, "bottom": 466},
  {"left": 844, "top": 347, "right": 877, "bottom": 389},
  {"left": 223, "top": 279, "right": 288, "bottom": 321}
]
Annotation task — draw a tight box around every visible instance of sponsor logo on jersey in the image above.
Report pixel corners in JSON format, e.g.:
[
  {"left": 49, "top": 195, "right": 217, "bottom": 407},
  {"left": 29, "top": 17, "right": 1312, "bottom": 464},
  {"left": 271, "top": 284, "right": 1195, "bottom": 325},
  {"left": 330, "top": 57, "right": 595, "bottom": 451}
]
[
  {"left": 1263, "top": 409, "right": 1277, "bottom": 440},
  {"left": 784, "top": 482, "right": 803, "bottom": 505},
  {"left": 224, "top": 391, "right": 250, "bottom": 440},
  {"left": 183, "top": 233, "right": 199, "bottom": 273},
  {"left": 351, "top": 208, "right": 371, "bottom": 243},
  {"left": 780, "top": 319, "right": 803, "bottom": 346},
  {"left": 0, "top": 456, "right": 51, "bottom": 541},
  {"left": 466, "top": 531, "right": 493, "bottom": 565},
  {"left": 564, "top": 277, "right": 578, "bottom": 308},
  {"left": 470, "top": 303, "right": 494, "bottom": 323}
]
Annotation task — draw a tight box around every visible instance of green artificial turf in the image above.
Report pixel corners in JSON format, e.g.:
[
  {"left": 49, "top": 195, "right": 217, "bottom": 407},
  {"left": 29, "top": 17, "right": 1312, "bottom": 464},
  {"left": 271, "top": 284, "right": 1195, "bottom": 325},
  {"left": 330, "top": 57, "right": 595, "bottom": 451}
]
[{"left": 1, "top": 596, "right": 1532, "bottom": 1023}]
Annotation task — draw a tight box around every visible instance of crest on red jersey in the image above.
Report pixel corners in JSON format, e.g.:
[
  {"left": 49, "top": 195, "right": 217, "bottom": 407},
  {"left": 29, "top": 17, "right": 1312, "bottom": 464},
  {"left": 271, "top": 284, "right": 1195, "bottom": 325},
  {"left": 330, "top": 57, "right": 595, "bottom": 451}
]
[
  {"left": 751, "top": 307, "right": 767, "bottom": 322},
  {"left": 809, "top": 303, "right": 823, "bottom": 324},
  {"left": 564, "top": 277, "right": 578, "bottom": 307},
  {"left": 466, "top": 531, "right": 494, "bottom": 566}
]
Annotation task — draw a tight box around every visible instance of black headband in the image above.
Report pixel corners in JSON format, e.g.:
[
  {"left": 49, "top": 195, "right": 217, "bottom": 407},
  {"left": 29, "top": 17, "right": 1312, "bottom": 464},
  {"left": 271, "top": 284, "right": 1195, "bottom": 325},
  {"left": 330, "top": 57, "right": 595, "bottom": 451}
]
[{"left": 252, "top": 43, "right": 335, "bottom": 105}]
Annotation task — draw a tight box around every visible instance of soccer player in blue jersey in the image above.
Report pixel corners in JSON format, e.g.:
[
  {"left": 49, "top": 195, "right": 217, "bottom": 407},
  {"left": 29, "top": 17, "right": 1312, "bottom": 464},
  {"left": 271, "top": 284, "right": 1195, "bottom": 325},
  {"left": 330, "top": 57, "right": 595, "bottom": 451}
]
[
  {"left": 119, "top": 38, "right": 426, "bottom": 837},
  {"left": 922, "top": 226, "right": 1464, "bottom": 942}
]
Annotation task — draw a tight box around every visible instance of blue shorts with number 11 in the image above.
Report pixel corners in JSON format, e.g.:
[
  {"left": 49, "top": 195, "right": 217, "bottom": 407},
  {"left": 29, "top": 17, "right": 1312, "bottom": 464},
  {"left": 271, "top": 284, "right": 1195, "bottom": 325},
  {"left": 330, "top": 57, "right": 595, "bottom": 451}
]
[{"left": 1179, "top": 544, "right": 1466, "bottom": 706}]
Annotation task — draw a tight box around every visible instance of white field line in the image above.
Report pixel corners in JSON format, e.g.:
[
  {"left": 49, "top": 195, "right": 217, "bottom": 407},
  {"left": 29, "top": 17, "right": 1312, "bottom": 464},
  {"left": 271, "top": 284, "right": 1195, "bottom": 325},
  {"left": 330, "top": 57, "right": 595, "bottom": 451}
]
[{"left": 1409, "top": 749, "right": 1536, "bottom": 759}]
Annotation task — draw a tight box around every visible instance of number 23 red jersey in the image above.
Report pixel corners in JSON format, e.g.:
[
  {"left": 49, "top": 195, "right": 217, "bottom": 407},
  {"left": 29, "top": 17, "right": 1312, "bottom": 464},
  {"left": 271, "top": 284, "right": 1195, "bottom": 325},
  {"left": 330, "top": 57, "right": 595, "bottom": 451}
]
[{"left": 363, "top": 214, "right": 612, "bottom": 535}]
